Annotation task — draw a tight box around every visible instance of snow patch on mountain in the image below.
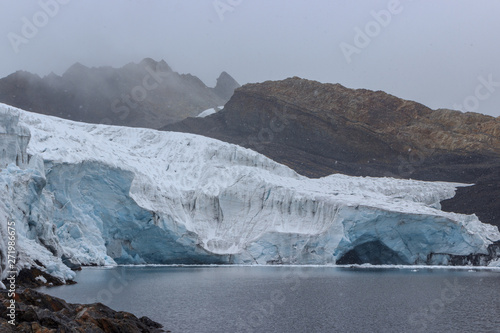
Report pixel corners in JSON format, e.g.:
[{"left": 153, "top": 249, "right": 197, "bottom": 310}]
[{"left": 196, "top": 106, "right": 223, "bottom": 118}]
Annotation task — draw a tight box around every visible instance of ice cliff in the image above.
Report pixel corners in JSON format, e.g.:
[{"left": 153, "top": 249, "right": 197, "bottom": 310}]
[
  {"left": 1, "top": 103, "right": 500, "bottom": 281},
  {"left": 0, "top": 109, "right": 74, "bottom": 283}
]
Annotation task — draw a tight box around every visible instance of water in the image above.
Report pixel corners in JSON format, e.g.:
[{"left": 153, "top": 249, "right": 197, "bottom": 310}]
[{"left": 38, "top": 266, "right": 500, "bottom": 333}]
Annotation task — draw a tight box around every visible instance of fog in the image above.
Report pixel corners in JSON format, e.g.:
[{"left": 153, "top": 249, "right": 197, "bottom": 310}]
[{"left": 0, "top": 0, "right": 499, "bottom": 117}]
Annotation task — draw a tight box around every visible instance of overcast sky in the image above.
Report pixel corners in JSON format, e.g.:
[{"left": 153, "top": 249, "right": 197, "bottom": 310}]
[{"left": 0, "top": 0, "right": 499, "bottom": 117}]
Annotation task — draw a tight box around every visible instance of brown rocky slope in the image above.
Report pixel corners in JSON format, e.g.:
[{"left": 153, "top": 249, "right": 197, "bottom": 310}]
[{"left": 162, "top": 77, "right": 500, "bottom": 229}]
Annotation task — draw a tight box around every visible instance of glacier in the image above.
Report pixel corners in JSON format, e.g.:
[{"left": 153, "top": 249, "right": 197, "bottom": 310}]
[
  {"left": 1, "top": 103, "right": 500, "bottom": 282},
  {"left": 0, "top": 109, "right": 75, "bottom": 283}
]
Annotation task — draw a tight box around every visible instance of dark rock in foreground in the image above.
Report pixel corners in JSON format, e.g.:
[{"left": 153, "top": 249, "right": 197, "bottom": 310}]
[
  {"left": 0, "top": 288, "right": 167, "bottom": 333},
  {"left": 162, "top": 77, "right": 500, "bottom": 229},
  {"left": 15, "top": 267, "right": 70, "bottom": 289}
]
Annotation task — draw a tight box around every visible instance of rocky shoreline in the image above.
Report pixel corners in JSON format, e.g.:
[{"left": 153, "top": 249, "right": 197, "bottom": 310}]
[{"left": 0, "top": 269, "right": 168, "bottom": 333}]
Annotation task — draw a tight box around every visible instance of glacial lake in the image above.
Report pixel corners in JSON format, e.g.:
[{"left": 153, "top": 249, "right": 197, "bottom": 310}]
[{"left": 38, "top": 266, "right": 500, "bottom": 333}]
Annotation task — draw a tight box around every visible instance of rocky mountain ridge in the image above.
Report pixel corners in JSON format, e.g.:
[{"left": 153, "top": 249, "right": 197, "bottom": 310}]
[
  {"left": 0, "top": 58, "right": 239, "bottom": 129},
  {"left": 163, "top": 77, "right": 500, "bottom": 228}
]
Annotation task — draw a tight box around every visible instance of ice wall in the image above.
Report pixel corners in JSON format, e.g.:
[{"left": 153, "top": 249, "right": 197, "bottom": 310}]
[
  {"left": 0, "top": 107, "right": 74, "bottom": 282},
  {"left": 1, "top": 102, "right": 499, "bottom": 282},
  {"left": 0, "top": 107, "right": 30, "bottom": 168}
]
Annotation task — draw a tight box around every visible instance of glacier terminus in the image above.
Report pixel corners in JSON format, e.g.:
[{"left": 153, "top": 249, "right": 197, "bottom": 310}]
[{"left": 1, "top": 103, "right": 499, "bottom": 282}]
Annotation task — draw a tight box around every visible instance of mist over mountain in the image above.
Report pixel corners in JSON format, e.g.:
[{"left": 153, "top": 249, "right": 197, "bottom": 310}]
[
  {"left": 0, "top": 58, "right": 239, "bottom": 129},
  {"left": 213, "top": 71, "right": 241, "bottom": 101},
  {"left": 163, "top": 77, "right": 500, "bottom": 229}
]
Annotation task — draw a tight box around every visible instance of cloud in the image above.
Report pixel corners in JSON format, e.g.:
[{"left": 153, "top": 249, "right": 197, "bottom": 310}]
[{"left": 0, "top": 0, "right": 499, "bottom": 117}]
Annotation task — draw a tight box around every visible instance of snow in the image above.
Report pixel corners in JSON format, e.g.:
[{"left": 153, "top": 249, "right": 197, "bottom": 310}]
[
  {"left": 488, "top": 258, "right": 500, "bottom": 267},
  {"left": 0, "top": 107, "right": 30, "bottom": 168},
  {"left": 35, "top": 275, "right": 47, "bottom": 283},
  {"left": 196, "top": 106, "right": 223, "bottom": 118},
  {"left": 1, "top": 102, "right": 500, "bottom": 282}
]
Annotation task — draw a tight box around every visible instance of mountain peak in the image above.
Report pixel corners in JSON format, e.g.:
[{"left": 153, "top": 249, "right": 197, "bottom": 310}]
[
  {"left": 44, "top": 71, "right": 59, "bottom": 79},
  {"left": 64, "top": 62, "right": 89, "bottom": 73},
  {"left": 61, "top": 62, "right": 91, "bottom": 81},
  {"left": 214, "top": 71, "right": 240, "bottom": 100},
  {"left": 0, "top": 59, "right": 231, "bottom": 129},
  {"left": 7, "top": 70, "right": 42, "bottom": 81},
  {"left": 139, "top": 58, "right": 172, "bottom": 72}
]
